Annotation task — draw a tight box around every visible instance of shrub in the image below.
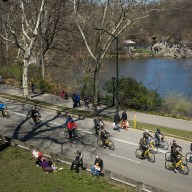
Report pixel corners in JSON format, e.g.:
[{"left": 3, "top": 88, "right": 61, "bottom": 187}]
[
  {"left": 103, "top": 77, "right": 161, "bottom": 111},
  {"left": 161, "top": 92, "right": 192, "bottom": 118}
]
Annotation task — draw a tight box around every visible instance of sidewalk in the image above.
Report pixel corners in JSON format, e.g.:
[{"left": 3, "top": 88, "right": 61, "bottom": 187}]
[{"left": 0, "top": 84, "right": 192, "bottom": 132}]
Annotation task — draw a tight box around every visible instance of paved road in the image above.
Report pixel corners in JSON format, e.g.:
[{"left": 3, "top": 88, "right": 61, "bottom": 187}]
[
  {"left": 0, "top": 99, "right": 192, "bottom": 192},
  {"left": 0, "top": 84, "right": 192, "bottom": 132}
]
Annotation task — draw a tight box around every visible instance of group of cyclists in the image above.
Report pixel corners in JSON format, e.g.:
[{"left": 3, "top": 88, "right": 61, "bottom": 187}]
[{"left": 139, "top": 128, "right": 191, "bottom": 173}]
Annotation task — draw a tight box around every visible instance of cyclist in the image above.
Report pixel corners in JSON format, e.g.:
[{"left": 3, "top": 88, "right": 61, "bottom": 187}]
[
  {"left": 100, "top": 126, "right": 110, "bottom": 148},
  {"left": 30, "top": 106, "right": 41, "bottom": 125},
  {"left": 65, "top": 114, "right": 72, "bottom": 127},
  {"left": 67, "top": 119, "right": 77, "bottom": 139},
  {"left": 140, "top": 136, "right": 149, "bottom": 159},
  {"left": 0, "top": 101, "right": 6, "bottom": 118},
  {"left": 143, "top": 129, "right": 153, "bottom": 144},
  {"left": 93, "top": 116, "right": 105, "bottom": 135},
  {"left": 154, "top": 128, "right": 164, "bottom": 145},
  {"left": 170, "top": 140, "right": 182, "bottom": 173}
]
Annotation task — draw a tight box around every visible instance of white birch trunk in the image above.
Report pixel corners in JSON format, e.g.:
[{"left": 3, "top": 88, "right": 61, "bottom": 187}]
[{"left": 22, "top": 59, "right": 29, "bottom": 98}]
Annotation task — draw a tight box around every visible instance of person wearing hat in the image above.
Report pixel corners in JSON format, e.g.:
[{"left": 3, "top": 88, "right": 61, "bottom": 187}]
[
  {"left": 170, "top": 140, "right": 182, "bottom": 173},
  {"left": 143, "top": 129, "right": 153, "bottom": 144},
  {"left": 154, "top": 128, "right": 164, "bottom": 145}
]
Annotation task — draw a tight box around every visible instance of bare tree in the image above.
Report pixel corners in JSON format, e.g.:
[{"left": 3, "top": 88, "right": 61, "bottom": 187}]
[
  {"left": 37, "top": 0, "right": 68, "bottom": 79},
  {"left": 70, "top": 0, "right": 163, "bottom": 113},
  {"left": 0, "top": 0, "right": 47, "bottom": 97}
]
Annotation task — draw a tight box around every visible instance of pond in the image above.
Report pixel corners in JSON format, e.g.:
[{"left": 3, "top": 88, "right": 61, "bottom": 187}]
[{"left": 100, "top": 58, "right": 192, "bottom": 98}]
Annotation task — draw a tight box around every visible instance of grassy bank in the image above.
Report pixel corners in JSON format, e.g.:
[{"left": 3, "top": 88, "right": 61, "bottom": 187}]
[{"left": 0, "top": 144, "right": 134, "bottom": 192}]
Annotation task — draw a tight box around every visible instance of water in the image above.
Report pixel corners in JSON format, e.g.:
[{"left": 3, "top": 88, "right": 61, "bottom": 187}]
[{"left": 100, "top": 58, "right": 192, "bottom": 98}]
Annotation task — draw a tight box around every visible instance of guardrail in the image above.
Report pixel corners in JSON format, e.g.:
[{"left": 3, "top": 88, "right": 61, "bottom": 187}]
[{"left": 0, "top": 134, "right": 167, "bottom": 192}]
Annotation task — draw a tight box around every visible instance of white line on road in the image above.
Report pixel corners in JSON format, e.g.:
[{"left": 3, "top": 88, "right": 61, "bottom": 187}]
[
  {"left": 11, "top": 111, "right": 168, "bottom": 154},
  {"left": 109, "top": 153, "right": 141, "bottom": 164}
]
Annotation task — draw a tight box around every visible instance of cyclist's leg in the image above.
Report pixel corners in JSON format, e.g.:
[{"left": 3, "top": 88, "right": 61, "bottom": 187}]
[{"left": 171, "top": 155, "right": 177, "bottom": 172}]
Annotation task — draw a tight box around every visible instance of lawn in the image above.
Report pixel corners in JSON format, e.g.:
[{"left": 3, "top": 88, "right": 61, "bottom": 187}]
[{"left": 0, "top": 144, "right": 134, "bottom": 192}]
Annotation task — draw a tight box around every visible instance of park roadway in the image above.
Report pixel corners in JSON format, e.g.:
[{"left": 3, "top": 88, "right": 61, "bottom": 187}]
[{"left": 0, "top": 99, "right": 192, "bottom": 192}]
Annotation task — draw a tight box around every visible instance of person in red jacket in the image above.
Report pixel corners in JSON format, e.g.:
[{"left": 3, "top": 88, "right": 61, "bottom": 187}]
[{"left": 67, "top": 119, "right": 77, "bottom": 139}]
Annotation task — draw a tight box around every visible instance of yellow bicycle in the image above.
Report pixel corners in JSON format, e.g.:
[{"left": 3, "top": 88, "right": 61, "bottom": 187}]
[
  {"left": 165, "top": 155, "right": 189, "bottom": 175},
  {"left": 97, "top": 136, "right": 115, "bottom": 150},
  {"left": 135, "top": 147, "right": 155, "bottom": 163}
]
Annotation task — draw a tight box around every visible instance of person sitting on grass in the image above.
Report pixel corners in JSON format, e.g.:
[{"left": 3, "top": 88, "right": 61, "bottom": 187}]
[
  {"left": 70, "top": 151, "right": 84, "bottom": 173},
  {"left": 91, "top": 156, "right": 104, "bottom": 176}
]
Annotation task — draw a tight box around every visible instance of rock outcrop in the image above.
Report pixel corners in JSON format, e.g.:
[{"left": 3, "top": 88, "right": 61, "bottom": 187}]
[{"left": 151, "top": 42, "right": 192, "bottom": 58}]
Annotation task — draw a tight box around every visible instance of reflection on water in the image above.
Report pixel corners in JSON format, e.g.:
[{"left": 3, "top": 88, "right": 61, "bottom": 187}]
[{"left": 100, "top": 58, "right": 192, "bottom": 98}]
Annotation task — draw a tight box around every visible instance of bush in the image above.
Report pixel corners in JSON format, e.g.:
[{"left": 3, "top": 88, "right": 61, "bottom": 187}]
[
  {"left": 38, "top": 79, "right": 52, "bottom": 92},
  {"left": 103, "top": 77, "right": 162, "bottom": 111},
  {"left": 161, "top": 92, "right": 192, "bottom": 118}
]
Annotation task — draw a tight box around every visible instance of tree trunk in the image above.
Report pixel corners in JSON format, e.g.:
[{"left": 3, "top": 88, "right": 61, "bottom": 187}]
[
  {"left": 41, "top": 53, "right": 45, "bottom": 79},
  {"left": 22, "top": 59, "right": 29, "bottom": 98},
  {"left": 93, "top": 63, "right": 99, "bottom": 114}
]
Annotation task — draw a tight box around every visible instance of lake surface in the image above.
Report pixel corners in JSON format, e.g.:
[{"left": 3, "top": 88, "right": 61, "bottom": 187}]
[{"left": 100, "top": 58, "right": 192, "bottom": 98}]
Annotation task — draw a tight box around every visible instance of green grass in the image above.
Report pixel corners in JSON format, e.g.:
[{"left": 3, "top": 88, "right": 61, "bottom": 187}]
[{"left": 0, "top": 144, "right": 134, "bottom": 192}]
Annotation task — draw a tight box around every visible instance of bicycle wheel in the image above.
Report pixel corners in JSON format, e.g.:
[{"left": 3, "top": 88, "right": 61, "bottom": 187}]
[
  {"left": 147, "top": 151, "right": 155, "bottom": 163},
  {"left": 108, "top": 140, "right": 115, "bottom": 150},
  {"left": 63, "top": 128, "right": 68, "bottom": 137},
  {"left": 165, "top": 152, "right": 171, "bottom": 161},
  {"left": 186, "top": 152, "right": 192, "bottom": 163},
  {"left": 29, "top": 117, "right": 34, "bottom": 125},
  {"left": 165, "top": 160, "right": 173, "bottom": 171},
  {"left": 179, "top": 163, "right": 189, "bottom": 175},
  {"left": 97, "top": 138, "right": 104, "bottom": 147},
  {"left": 181, "top": 156, "right": 187, "bottom": 165},
  {"left": 135, "top": 149, "right": 142, "bottom": 158},
  {"left": 4, "top": 110, "right": 11, "bottom": 118},
  {"left": 161, "top": 141, "right": 169, "bottom": 150},
  {"left": 151, "top": 141, "right": 158, "bottom": 154}
]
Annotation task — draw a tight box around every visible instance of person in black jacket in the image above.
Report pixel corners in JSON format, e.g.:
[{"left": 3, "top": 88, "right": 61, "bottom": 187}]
[
  {"left": 94, "top": 156, "right": 104, "bottom": 171},
  {"left": 70, "top": 151, "right": 84, "bottom": 173},
  {"left": 113, "top": 112, "right": 120, "bottom": 132},
  {"left": 170, "top": 140, "right": 182, "bottom": 173},
  {"left": 100, "top": 126, "right": 110, "bottom": 148}
]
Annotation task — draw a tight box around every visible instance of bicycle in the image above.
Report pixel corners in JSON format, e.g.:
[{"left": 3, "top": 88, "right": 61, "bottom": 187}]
[
  {"left": 63, "top": 125, "right": 69, "bottom": 137},
  {"left": 0, "top": 109, "right": 11, "bottom": 118},
  {"left": 165, "top": 156, "right": 189, "bottom": 175},
  {"left": 153, "top": 136, "right": 169, "bottom": 150},
  {"left": 186, "top": 152, "right": 192, "bottom": 163},
  {"left": 148, "top": 140, "right": 158, "bottom": 154},
  {"left": 63, "top": 126, "right": 79, "bottom": 140},
  {"left": 135, "top": 147, "right": 155, "bottom": 163},
  {"left": 97, "top": 136, "right": 115, "bottom": 150},
  {"left": 28, "top": 115, "right": 42, "bottom": 125}
]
